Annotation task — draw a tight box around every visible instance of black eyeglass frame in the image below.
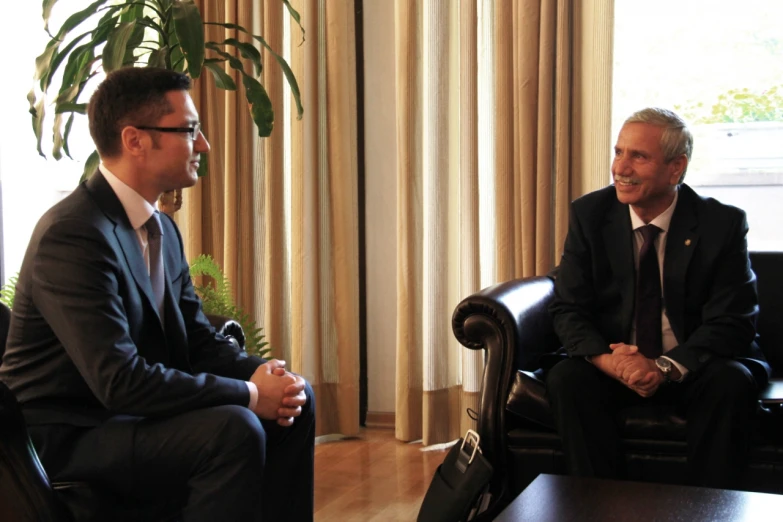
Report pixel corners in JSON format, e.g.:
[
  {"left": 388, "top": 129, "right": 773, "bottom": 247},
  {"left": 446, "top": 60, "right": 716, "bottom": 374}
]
[{"left": 135, "top": 123, "right": 202, "bottom": 141}]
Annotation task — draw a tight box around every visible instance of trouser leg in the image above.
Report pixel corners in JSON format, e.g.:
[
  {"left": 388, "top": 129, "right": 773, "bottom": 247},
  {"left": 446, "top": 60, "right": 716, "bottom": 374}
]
[
  {"left": 678, "top": 359, "right": 758, "bottom": 488},
  {"left": 546, "top": 358, "right": 639, "bottom": 478}
]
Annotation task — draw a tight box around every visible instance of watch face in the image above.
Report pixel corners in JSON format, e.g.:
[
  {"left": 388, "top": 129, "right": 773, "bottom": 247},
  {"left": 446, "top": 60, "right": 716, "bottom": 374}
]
[{"left": 656, "top": 358, "right": 672, "bottom": 372}]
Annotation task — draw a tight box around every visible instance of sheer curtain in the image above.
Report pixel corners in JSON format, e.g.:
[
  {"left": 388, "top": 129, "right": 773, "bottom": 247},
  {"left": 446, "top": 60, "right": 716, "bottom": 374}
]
[{"left": 393, "top": 0, "right": 615, "bottom": 445}]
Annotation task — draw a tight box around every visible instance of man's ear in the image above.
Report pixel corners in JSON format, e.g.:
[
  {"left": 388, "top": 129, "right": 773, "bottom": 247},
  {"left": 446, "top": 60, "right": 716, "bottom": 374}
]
[
  {"left": 120, "top": 126, "right": 148, "bottom": 157},
  {"left": 669, "top": 154, "right": 687, "bottom": 184}
]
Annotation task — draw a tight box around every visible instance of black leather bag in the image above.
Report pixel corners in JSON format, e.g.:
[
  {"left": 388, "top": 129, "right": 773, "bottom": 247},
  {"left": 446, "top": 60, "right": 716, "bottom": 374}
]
[{"left": 417, "top": 429, "right": 494, "bottom": 522}]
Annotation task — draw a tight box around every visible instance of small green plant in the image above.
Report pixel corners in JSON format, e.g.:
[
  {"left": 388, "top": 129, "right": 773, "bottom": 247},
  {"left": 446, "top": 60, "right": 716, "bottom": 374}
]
[
  {"left": 0, "top": 274, "right": 18, "bottom": 310},
  {"left": 189, "top": 254, "right": 270, "bottom": 358},
  {"left": 675, "top": 85, "right": 783, "bottom": 124}
]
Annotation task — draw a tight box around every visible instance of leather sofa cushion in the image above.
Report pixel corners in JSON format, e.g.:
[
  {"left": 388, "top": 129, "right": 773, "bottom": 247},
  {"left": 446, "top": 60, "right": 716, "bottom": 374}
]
[{"left": 506, "top": 369, "right": 783, "bottom": 444}]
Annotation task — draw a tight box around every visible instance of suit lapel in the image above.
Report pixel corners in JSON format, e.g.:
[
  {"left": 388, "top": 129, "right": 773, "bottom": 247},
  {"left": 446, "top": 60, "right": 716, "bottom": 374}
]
[
  {"left": 602, "top": 197, "right": 636, "bottom": 339},
  {"left": 160, "top": 215, "right": 191, "bottom": 371},
  {"left": 663, "top": 185, "right": 700, "bottom": 344},
  {"left": 86, "top": 172, "right": 162, "bottom": 327}
]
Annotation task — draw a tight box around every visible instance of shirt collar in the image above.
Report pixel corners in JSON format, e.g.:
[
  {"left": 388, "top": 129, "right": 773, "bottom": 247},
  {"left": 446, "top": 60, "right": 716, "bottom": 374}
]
[
  {"left": 629, "top": 188, "right": 679, "bottom": 233},
  {"left": 99, "top": 164, "right": 158, "bottom": 230}
]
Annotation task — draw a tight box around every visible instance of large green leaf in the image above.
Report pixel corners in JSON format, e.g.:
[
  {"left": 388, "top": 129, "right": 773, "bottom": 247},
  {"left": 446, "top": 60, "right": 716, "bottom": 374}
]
[
  {"left": 206, "top": 22, "right": 303, "bottom": 119},
  {"left": 252, "top": 35, "right": 303, "bottom": 119},
  {"left": 242, "top": 75, "right": 274, "bottom": 137},
  {"left": 167, "top": 20, "right": 184, "bottom": 71},
  {"left": 55, "top": 102, "right": 88, "bottom": 114},
  {"left": 206, "top": 40, "right": 274, "bottom": 136},
  {"left": 53, "top": 0, "right": 110, "bottom": 41},
  {"left": 42, "top": 0, "right": 61, "bottom": 35},
  {"left": 203, "top": 60, "right": 237, "bottom": 90},
  {"left": 122, "top": 16, "right": 148, "bottom": 66},
  {"left": 119, "top": 2, "right": 144, "bottom": 23},
  {"left": 205, "top": 44, "right": 244, "bottom": 71},
  {"left": 31, "top": 94, "right": 47, "bottom": 157},
  {"left": 81, "top": 150, "right": 100, "bottom": 182},
  {"left": 56, "top": 58, "right": 99, "bottom": 105},
  {"left": 37, "top": 1, "right": 119, "bottom": 89},
  {"left": 34, "top": 40, "right": 60, "bottom": 87},
  {"left": 134, "top": 17, "right": 166, "bottom": 41},
  {"left": 197, "top": 155, "right": 208, "bottom": 177},
  {"left": 52, "top": 112, "right": 65, "bottom": 160},
  {"left": 57, "top": 46, "right": 97, "bottom": 103},
  {"left": 171, "top": 0, "right": 204, "bottom": 78},
  {"left": 222, "top": 38, "right": 262, "bottom": 76},
  {"left": 281, "top": 0, "right": 305, "bottom": 42},
  {"left": 41, "top": 31, "right": 91, "bottom": 91},
  {"left": 62, "top": 113, "right": 75, "bottom": 159},
  {"left": 148, "top": 47, "right": 168, "bottom": 68},
  {"left": 27, "top": 88, "right": 42, "bottom": 154},
  {"left": 103, "top": 20, "right": 137, "bottom": 72}
]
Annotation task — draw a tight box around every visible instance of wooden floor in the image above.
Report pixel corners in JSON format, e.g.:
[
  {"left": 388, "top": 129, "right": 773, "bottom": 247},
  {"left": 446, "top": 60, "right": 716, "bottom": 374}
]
[{"left": 314, "top": 428, "right": 449, "bottom": 521}]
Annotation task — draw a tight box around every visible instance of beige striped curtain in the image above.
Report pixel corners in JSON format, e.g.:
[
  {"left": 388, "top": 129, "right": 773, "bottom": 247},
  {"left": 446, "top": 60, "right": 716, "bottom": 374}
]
[
  {"left": 179, "top": 0, "right": 360, "bottom": 438},
  {"left": 394, "top": 0, "right": 615, "bottom": 445}
]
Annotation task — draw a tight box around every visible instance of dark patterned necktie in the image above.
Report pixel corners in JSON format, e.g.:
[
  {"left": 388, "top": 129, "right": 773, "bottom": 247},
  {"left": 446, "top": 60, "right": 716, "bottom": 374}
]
[
  {"left": 635, "top": 224, "right": 662, "bottom": 358},
  {"left": 145, "top": 212, "right": 165, "bottom": 320}
]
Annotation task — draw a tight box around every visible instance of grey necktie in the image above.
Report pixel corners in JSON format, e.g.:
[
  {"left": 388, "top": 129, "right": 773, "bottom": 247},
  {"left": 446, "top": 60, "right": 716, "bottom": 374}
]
[{"left": 145, "top": 212, "right": 165, "bottom": 320}]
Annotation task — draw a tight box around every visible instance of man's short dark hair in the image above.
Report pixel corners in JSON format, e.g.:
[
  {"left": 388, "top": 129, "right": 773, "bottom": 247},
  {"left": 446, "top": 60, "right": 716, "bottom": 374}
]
[{"left": 88, "top": 67, "right": 192, "bottom": 158}]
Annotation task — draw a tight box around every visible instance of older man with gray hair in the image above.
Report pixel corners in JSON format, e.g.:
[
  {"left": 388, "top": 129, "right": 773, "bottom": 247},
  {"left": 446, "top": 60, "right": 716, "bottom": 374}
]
[{"left": 547, "top": 107, "right": 768, "bottom": 488}]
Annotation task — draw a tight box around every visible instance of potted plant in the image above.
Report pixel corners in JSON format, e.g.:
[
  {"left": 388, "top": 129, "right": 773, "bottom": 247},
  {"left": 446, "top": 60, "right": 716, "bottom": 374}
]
[
  {"left": 190, "top": 255, "right": 270, "bottom": 358},
  {"left": 30, "top": 0, "right": 303, "bottom": 180}
]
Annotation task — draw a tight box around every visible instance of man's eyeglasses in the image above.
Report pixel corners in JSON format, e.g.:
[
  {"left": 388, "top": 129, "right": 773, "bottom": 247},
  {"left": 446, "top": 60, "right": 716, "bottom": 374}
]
[{"left": 135, "top": 122, "right": 202, "bottom": 141}]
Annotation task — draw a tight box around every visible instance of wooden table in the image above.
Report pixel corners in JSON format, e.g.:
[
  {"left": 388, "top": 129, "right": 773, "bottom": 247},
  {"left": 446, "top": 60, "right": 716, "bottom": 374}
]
[{"left": 494, "top": 474, "right": 783, "bottom": 521}]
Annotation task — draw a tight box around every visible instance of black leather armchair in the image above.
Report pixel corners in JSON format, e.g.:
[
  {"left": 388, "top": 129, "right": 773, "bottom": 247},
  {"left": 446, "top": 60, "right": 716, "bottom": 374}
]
[
  {"left": 453, "top": 252, "right": 783, "bottom": 510},
  {"left": 0, "top": 308, "right": 246, "bottom": 522}
]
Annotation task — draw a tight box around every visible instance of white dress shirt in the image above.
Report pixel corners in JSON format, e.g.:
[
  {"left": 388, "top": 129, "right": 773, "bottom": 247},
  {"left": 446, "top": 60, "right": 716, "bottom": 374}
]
[{"left": 628, "top": 189, "right": 688, "bottom": 380}]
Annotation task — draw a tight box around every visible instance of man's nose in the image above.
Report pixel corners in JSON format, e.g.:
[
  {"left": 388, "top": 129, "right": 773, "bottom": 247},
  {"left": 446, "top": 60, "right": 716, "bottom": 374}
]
[
  {"left": 195, "top": 131, "right": 211, "bottom": 153},
  {"left": 612, "top": 155, "right": 630, "bottom": 175}
]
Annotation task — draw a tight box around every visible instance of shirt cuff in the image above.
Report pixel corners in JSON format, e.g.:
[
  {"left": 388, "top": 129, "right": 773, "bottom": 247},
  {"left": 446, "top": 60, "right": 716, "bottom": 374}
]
[
  {"left": 661, "top": 356, "right": 689, "bottom": 382},
  {"left": 246, "top": 381, "right": 258, "bottom": 410}
]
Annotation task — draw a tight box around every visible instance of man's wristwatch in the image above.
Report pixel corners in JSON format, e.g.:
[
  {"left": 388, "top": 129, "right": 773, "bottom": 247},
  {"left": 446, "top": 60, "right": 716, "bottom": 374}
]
[{"left": 655, "top": 357, "right": 673, "bottom": 382}]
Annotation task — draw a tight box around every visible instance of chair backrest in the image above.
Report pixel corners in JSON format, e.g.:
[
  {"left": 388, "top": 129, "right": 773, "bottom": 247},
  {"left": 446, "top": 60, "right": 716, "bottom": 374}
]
[{"left": 749, "top": 252, "right": 783, "bottom": 374}]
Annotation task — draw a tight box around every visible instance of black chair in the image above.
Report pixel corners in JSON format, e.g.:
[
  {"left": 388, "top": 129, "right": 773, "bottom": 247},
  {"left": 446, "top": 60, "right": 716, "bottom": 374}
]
[
  {"left": 0, "top": 305, "right": 245, "bottom": 521},
  {"left": 452, "top": 252, "right": 783, "bottom": 512}
]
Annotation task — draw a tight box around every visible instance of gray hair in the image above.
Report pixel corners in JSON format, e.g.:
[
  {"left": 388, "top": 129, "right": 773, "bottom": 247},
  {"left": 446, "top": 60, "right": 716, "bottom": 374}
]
[{"left": 624, "top": 107, "right": 693, "bottom": 182}]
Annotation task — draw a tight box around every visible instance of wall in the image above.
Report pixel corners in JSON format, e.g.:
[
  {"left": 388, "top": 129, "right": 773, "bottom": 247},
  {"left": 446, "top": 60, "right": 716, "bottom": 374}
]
[{"left": 363, "top": 1, "right": 398, "bottom": 415}]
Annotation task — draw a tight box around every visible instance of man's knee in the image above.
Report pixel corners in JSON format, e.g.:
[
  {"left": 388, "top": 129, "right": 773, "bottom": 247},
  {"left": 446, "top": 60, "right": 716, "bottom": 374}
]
[
  {"left": 547, "top": 357, "right": 597, "bottom": 398},
  {"left": 696, "top": 359, "right": 757, "bottom": 403},
  {"left": 301, "top": 381, "right": 315, "bottom": 420},
  {"left": 206, "top": 405, "right": 266, "bottom": 457}
]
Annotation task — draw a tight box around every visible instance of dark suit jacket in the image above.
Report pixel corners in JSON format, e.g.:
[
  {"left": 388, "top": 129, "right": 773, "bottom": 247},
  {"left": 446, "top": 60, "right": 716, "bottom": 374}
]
[
  {"left": 0, "top": 172, "right": 263, "bottom": 427},
  {"left": 549, "top": 183, "right": 766, "bottom": 381}
]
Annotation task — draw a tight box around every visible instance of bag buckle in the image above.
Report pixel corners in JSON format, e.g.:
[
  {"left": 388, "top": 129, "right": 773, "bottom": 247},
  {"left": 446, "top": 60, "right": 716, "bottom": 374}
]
[{"left": 459, "top": 429, "right": 482, "bottom": 466}]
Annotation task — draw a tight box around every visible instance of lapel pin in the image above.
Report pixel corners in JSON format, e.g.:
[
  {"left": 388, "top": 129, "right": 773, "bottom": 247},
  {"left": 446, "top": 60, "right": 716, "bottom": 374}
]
[{"left": 685, "top": 239, "right": 691, "bottom": 246}]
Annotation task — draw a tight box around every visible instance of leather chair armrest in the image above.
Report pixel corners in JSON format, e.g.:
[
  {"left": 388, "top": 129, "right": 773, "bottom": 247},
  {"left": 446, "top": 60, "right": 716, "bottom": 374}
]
[
  {"left": 506, "top": 370, "right": 555, "bottom": 430},
  {"left": 451, "top": 276, "right": 559, "bottom": 489},
  {"left": 0, "top": 382, "right": 70, "bottom": 521},
  {"left": 206, "top": 314, "right": 246, "bottom": 352}
]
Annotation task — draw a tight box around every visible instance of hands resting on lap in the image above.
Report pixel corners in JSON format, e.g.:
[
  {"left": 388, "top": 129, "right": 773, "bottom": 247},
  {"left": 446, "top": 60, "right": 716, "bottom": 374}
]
[
  {"left": 249, "top": 360, "right": 308, "bottom": 426},
  {"left": 592, "top": 344, "right": 665, "bottom": 397}
]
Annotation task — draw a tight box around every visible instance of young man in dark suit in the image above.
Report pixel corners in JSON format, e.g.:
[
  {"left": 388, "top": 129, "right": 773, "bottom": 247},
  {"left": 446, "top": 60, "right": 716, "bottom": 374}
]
[
  {"left": 547, "top": 107, "right": 767, "bottom": 488},
  {"left": 0, "top": 67, "right": 314, "bottom": 521}
]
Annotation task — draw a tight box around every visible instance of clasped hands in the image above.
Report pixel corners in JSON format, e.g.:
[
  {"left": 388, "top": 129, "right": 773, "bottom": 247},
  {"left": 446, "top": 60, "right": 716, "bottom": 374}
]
[
  {"left": 592, "top": 343, "right": 664, "bottom": 397},
  {"left": 250, "top": 359, "right": 307, "bottom": 427}
]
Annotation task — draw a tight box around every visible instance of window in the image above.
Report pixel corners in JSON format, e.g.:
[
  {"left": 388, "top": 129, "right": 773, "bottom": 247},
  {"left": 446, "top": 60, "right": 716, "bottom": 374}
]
[
  {"left": 0, "top": 1, "right": 99, "bottom": 282},
  {"left": 612, "top": 0, "right": 783, "bottom": 251}
]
